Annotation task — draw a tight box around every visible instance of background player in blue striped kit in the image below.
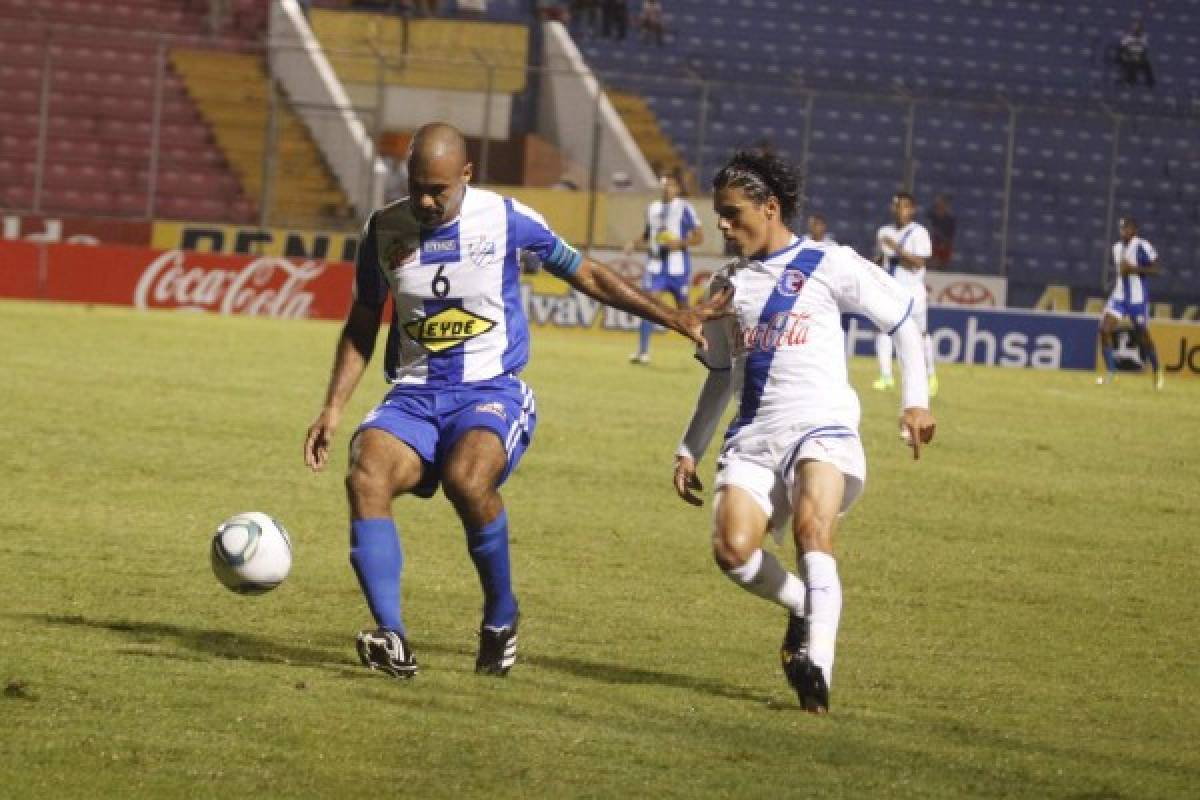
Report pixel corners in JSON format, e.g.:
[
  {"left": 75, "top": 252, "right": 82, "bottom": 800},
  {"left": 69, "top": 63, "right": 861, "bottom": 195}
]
[
  {"left": 626, "top": 167, "right": 704, "bottom": 364},
  {"left": 1097, "top": 216, "right": 1164, "bottom": 388},
  {"left": 304, "top": 123, "right": 729, "bottom": 679}
]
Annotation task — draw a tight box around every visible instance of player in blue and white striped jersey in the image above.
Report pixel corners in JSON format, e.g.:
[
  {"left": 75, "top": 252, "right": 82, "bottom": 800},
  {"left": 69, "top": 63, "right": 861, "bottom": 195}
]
[
  {"left": 304, "top": 123, "right": 729, "bottom": 680},
  {"left": 627, "top": 168, "right": 704, "bottom": 364},
  {"left": 672, "top": 151, "right": 936, "bottom": 713},
  {"left": 874, "top": 192, "right": 938, "bottom": 397},
  {"left": 1097, "top": 216, "right": 1163, "bottom": 388}
]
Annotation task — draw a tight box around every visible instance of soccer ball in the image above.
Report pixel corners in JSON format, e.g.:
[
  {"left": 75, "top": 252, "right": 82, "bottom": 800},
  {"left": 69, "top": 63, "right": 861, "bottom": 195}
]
[{"left": 210, "top": 512, "right": 292, "bottom": 594}]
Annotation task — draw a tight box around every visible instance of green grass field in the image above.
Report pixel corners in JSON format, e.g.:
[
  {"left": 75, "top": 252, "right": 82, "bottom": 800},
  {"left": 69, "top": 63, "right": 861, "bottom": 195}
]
[{"left": 2, "top": 299, "right": 1198, "bottom": 799}]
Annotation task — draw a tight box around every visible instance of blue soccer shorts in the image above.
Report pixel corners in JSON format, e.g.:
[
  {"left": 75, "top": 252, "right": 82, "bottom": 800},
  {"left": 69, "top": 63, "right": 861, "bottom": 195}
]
[
  {"left": 356, "top": 375, "right": 537, "bottom": 498},
  {"left": 1103, "top": 297, "right": 1149, "bottom": 328},
  {"left": 642, "top": 270, "right": 690, "bottom": 306}
]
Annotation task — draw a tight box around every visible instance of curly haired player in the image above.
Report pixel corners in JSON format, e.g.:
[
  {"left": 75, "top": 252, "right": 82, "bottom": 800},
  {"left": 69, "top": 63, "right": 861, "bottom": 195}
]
[{"left": 672, "top": 150, "right": 936, "bottom": 713}]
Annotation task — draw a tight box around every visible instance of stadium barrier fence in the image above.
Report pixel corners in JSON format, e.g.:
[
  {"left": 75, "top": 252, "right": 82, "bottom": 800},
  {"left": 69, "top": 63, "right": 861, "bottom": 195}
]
[{"left": 6, "top": 239, "right": 1196, "bottom": 380}]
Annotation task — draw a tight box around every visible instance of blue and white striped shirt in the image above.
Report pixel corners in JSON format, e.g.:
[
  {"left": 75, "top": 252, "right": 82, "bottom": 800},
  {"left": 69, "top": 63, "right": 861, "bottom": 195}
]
[{"left": 355, "top": 187, "right": 582, "bottom": 386}]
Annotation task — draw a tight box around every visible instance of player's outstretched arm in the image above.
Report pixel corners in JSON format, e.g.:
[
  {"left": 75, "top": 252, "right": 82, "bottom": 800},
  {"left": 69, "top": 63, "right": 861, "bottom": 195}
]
[
  {"left": 673, "top": 367, "right": 733, "bottom": 505},
  {"left": 565, "top": 257, "right": 732, "bottom": 347},
  {"left": 304, "top": 301, "right": 380, "bottom": 472},
  {"left": 892, "top": 318, "right": 937, "bottom": 460}
]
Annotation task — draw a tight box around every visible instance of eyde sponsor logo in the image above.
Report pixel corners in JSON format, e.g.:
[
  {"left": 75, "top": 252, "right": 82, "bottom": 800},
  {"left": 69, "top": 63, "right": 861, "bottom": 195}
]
[{"left": 133, "top": 250, "right": 326, "bottom": 318}]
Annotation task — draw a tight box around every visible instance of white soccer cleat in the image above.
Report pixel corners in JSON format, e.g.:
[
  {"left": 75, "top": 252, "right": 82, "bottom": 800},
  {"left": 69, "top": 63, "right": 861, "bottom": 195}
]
[{"left": 629, "top": 352, "right": 651, "bottom": 365}]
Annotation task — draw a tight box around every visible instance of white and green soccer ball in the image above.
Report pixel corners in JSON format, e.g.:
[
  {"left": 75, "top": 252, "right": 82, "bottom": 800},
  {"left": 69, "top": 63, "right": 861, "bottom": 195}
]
[{"left": 210, "top": 512, "right": 292, "bottom": 595}]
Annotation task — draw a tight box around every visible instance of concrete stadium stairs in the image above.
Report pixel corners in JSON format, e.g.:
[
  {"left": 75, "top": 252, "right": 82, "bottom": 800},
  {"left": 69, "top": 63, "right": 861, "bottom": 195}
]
[
  {"left": 170, "top": 49, "right": 352, "bottom": 228},
  {"left": 606, "top": 89, "right": 686, "bottom": 180}
]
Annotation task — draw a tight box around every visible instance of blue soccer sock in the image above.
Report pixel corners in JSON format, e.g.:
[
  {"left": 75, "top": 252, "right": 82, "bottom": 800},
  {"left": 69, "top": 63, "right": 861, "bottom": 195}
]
[
  {"left": 1145, "top": 344, "right": 1159, "bottom": 372},
  {"left": 1102, "top": 345, "right": 1116, "bottom": 373},
  {"left": 349, "top": 518, "right": 405, "bottom": 635},
  {"left": 466, "top": 510, "right": 518, "bottom": 628},
  {"left": 637, "top": 319, "right": 653, "bottom": 356}
]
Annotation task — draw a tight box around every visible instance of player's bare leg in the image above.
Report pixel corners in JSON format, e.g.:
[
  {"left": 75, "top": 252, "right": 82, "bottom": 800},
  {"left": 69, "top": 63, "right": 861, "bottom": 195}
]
[
  {"left": 788, "top": 460, "right": 846, "bottom": 714},
  {"left": 442, "top": 430, "right": 520, "bottom": 675},
  {"left": 345, "top": 429, "right": 426, "bottom": 678},
  {"left": 346, "top": 429, "right": 426, "bottom": 519},
  {"left": 712, "top": 487, "right": 809, "bottom": 698},
  {"left": 1097, "top": 314, "right": 1119, "bottom": 384},
  {"left": 711, "top": 486, "right": 770, "bottom": 571}
]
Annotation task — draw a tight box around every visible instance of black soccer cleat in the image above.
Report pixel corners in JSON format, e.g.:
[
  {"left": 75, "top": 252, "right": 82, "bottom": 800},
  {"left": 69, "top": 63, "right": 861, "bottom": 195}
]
[
  {"left": 780, "top": 614, "right": 829, "bottom": 713},
  {"left": 475, "top": 614, "right": 519, "bottom": 676},
  {"left": 780, "top": 613, "right": 809, "bottom": 668},
  {"left": 784, "top": 655, "right": 830, "bottom": 714},
  {"left": 356, "top": 628, "right": 418, "bottom": 679}
]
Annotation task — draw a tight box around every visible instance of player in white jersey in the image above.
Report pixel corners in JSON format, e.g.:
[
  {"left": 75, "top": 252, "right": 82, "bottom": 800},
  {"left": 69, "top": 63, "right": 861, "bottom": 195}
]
[
  {"left": 303, "top": 124, "right": 729, "bottom": 680},
  {"left": 627, "top": 168, "right": 704, "bottom": 364},
  {"left": 672, "top": 150, "right": 936, "bottom": 713},
  {"left": 1097, "top": 216, "right": 1163, "bottom": 388},
  {"left": 873, "top": 192, "right": 938, "bottom": 397}
]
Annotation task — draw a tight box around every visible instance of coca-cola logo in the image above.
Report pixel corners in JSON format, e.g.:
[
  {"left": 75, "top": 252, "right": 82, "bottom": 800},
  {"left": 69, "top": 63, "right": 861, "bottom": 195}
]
[
  {"left": 134, "top": 250, "right": 326, "bottom": 318},
  {"left": 738, "top": 311, "right": 812, "bottom": 353},
  {"left": 937, "top": 281, "right": 996, "bottom": 307}
]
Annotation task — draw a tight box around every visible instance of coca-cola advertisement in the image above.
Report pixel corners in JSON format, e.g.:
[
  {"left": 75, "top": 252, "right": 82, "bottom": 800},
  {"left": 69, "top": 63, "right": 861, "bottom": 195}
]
[{"left": 0, "top": 240, "right": 354, "bottom": 320}]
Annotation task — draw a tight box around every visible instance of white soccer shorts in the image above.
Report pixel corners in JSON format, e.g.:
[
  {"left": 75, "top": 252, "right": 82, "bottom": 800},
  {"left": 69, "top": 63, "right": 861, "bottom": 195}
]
[{"left": 714, "top": 424, "right": 866, "bottom": 543}]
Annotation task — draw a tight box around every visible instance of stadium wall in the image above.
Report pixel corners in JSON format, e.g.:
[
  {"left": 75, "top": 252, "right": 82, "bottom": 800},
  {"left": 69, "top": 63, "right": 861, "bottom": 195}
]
[{"left": 5, "top": 240, "right": 1197, "bottom": 381}]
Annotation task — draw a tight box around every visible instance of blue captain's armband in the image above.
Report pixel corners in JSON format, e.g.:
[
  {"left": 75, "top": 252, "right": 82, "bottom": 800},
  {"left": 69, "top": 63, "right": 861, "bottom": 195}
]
[{"left": 543, "top": 238, "right": 583, "bottom": 279}]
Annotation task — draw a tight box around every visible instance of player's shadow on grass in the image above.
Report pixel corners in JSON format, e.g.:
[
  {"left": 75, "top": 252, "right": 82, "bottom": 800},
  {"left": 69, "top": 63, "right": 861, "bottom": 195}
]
[
  {"left": 524, "top": 651, "right": 774, "bottom": 705},
  {"left": 30, "top": 614, "right": 771, "bottom": 704},
  {"left": 29, "top": 614, "right": 355, "bottom": 673}
]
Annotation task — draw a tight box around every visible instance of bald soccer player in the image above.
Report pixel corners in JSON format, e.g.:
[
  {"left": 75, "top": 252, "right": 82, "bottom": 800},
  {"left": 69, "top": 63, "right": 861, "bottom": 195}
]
[{"left": 304, "top": 123, "right": 729, "bottom": 679}]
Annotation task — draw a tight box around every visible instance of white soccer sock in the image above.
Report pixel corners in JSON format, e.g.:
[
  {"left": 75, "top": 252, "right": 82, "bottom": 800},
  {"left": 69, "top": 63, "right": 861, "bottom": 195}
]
[
  {"left": 802, "top": 551, "right": 842, "bottom": 685},
  {"left": 723, "top": 549, "right": 807, "bottom": 616},
  {"left": 876, "top": 333, "right": 893, "bottom": 378},
  {"left": 924, "top": 333, "right": 936, "bottom": 378}
]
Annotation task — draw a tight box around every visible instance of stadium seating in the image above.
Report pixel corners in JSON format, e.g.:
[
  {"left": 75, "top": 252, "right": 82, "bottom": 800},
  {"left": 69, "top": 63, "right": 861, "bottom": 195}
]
[
  {"left": 0, "top": 0, "right": 289, "bottom": 225},
  {"left": 571, "top": 0, "right": 1200, "bottom": 295},
  {"left": 171, "top": 49, "right": 353, "bottom": 228},
  {"left": 0, "top": 0, "right": 264, "bottom": 223}
]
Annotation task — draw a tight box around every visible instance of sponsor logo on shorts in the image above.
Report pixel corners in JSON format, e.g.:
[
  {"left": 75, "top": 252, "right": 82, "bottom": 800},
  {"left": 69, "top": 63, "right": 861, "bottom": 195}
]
[
  {"left": 474, "top": 401, "right": 508, "bottom": 419},
  {"left": 403, "top": 306, "right": 496, "bottom": 353}
]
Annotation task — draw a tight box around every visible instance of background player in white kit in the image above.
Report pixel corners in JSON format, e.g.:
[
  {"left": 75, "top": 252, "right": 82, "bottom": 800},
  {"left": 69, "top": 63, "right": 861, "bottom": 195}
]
[
  {"left": 626, "top": 168, "right": 704, "bottom": 364},
  {"left": 672, "top": 151, "right": 936, "bottom": 713},
  {"left": 1097, "top": 216, "right": 1163, "bottom": 388},
  {"left": 874, "top": 192, "right": 938, "bottom": 397}
]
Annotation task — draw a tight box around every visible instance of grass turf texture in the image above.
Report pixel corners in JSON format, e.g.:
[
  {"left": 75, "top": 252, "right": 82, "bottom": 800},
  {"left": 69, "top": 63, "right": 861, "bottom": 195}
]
[{"left": 1, "top": 299, "right": 1197, "bottom": 799}]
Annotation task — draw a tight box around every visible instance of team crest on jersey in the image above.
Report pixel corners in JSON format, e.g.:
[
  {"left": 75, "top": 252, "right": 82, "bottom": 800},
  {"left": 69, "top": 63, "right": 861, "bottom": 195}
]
[
  {"left": 777, "top": 269, "right": 807, "bottom": 296},
  {"left": 474, "top": 401, "right": 508, "bottom": 420},
  {"left": 403, "top": 307, "right": 497, "bottom": 353},
  {"left": 465, "top": 235, "right": 497, "bottom": 267}
]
